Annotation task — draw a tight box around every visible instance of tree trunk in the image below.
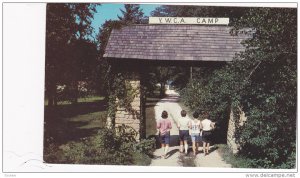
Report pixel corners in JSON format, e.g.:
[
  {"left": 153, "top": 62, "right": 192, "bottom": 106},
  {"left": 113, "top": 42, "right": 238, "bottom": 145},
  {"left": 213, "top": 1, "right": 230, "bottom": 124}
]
[
  {"left": 47, "top": 82, "right": 56, "bottom": 107},
  {"left": 54, "top": 96, "right": 57, "bottom": 106},
  {"left": 70, "top": 81, "right": 78, "bottom": 105},
  {"left": 140, "top": 71, "right": 147, "bottom": 139},
  {"left": 48, "top": 94, "right": 54, "bottom": 107},
  {"left": 160, "top": 82, "right": 165, "bottom": 98}
]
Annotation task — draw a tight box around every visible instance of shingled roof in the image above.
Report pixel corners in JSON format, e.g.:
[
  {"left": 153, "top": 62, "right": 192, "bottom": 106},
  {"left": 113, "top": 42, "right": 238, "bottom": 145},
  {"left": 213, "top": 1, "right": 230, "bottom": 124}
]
[{"left": 104, "top": 25, "right": 251, "bottom": 62}]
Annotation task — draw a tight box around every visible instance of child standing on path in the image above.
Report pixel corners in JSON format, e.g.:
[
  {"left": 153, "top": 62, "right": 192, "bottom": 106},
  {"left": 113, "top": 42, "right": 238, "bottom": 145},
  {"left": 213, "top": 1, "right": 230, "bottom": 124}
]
[
  {"left": 177, "top": 110, "right": 190, "bottom": 155},
  {"left": 189, "top": 112, "right": 202, "bottom": 156},
  {"left": 201, "top": 112, "right": 215, "bottom": 156},
  {"left": 157, "top": 110, "right": 172, "bottom": 159}
]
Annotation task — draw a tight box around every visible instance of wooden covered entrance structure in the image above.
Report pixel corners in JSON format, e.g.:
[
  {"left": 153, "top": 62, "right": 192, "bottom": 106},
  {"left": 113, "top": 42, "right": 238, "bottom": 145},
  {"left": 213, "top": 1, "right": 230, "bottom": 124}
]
[{"left": 104, "top": 24, "right": 250, "bottom": 151}]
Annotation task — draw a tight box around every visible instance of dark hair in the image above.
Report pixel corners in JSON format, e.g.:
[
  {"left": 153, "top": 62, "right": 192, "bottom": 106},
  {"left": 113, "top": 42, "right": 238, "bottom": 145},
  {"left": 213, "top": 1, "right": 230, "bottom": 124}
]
[
  {"left": 204, "top": 111, "right": 210, "bottom": 119},
  {"left": 161, "top": 111, "right": 168, "bottom": 119},
  {"left": 202, "top": 111, "right": 208, "bottom": 116},
  {"left": 204, "top": 111, "right": 209, "bottom": 117},
  {"left": 181, "top": 110, "right": 187, "bottom": 117},
  {"left": 193, "top": 112, "right": 199, "bottom": 118}
]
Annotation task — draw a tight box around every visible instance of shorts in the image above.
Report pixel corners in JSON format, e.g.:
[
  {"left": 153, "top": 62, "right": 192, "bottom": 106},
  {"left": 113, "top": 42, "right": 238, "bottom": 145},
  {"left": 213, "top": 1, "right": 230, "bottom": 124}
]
[
  {"left": 179, "top": 130, "right": 189, "bottom": 141},
  {"left": 202, "top": 131, "right": 212, "bottom": 143},
  {"left": 160, "top": 132, "right": 170, "bottom": 144},
  {"left": 191, "top": 133, "right": 201, "bottom": 142}
]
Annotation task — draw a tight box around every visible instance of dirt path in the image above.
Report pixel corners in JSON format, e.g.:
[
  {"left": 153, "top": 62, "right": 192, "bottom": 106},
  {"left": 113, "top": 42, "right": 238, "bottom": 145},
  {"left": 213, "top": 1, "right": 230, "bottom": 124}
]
[
  {"left": 150, "top": 89, "right": 182, "bottom": 166},
  {"left": 150, "top": 89, "right": 231, "bottom": 168},
  {"left": 194, "top": 148, "right": 231, "bottom": 167}
]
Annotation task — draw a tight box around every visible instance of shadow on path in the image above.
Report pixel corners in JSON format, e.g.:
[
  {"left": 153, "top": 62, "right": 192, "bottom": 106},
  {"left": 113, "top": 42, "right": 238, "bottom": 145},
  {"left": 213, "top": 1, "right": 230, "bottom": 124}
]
[{"left": 166, "top": 149, "right": 179, "bottom": 159}]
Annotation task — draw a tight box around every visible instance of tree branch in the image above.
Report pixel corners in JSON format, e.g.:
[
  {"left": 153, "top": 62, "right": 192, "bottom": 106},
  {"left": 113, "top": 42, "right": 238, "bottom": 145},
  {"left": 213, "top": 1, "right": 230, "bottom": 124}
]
[{"left": 247, "top": 60, "right": 262, "bottom": 80}]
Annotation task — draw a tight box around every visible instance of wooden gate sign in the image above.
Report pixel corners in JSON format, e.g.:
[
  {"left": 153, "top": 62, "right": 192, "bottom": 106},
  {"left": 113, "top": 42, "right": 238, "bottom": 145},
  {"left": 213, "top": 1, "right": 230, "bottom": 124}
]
[{"left": 149, "top": 17, "right": 229, "bottom": 25}]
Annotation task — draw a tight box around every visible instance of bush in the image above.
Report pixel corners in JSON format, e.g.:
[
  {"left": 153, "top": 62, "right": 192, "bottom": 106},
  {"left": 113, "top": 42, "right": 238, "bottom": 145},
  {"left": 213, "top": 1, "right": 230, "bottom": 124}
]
[
  {"left": 217, "top": 144, "right": 252, "bottom": 168},
  {"left": 132, "top": 152, "right": 152, "bottom": 166},
  {"left": 44, "top": 125, "right": 156, "bottom": 165},
  {"left": 44, "top": 142, "right": 64, "bottom": 164},
  {"left": 134, "top": 138, "right": 156, "bottom": 156},
  {"left": 180, "top": 8, "right": 296, "bottom": 168}
]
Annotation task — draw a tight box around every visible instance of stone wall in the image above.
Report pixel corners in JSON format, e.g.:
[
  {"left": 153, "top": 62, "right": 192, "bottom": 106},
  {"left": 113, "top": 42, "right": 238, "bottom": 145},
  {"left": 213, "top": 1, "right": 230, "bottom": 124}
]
[
  {"left": 227, "top": 107, "right": 247, "bottom": 153},
  {"left": 114, "top": 74, "right": 142, "bottom": 139}
]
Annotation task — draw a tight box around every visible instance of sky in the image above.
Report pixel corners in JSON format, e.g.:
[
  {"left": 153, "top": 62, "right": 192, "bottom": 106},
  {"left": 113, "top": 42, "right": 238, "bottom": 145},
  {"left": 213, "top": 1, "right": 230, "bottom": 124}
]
[{"left": 91, "top": 3, "right": 161, "bottom": 39}]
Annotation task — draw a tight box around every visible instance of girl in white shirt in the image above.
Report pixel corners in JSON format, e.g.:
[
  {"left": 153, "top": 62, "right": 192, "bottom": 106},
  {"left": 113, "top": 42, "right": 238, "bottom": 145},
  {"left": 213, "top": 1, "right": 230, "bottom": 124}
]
[
  {"left": 189, "top": 112, "right": 203, "bottom": 156},
  {"left": 201, "top": 112, "right": 215, "bottom": 156},
  {"left": 177, "top": 110, "right": 190, "bottom": 155}
]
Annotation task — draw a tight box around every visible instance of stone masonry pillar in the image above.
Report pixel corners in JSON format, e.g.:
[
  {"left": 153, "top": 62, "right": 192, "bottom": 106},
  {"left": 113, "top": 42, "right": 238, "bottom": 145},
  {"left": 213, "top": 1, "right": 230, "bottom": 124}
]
[
  {"left": 114, "top": 72, "right": 142, "bottom": 139},
  {"left": 227, "top": 109, "right": 238, "bottom": 153},
  {"left": 227, "top": 107, "right": 247, "bottom": 154}
]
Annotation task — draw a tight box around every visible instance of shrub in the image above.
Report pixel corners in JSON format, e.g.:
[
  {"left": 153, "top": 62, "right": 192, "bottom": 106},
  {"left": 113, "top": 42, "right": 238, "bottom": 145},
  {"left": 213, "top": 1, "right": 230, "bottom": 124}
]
[
  {"left": 217, "top": 144, "right": 252, "bottom": 168},
  {"left": 180, "top": 8, "right": 296, "bottom": 168},
  {"left": 44, "top": 142, "right": 64, "bottom": 164},
  {"left": 44, "top": 125, "right": 156, "bottom": 165},
  {"left": 132, "top": 152, "right": 152, "bottom": 166},
  {"left": 134, "top": 138, "right": 156, "bottom": 156}
]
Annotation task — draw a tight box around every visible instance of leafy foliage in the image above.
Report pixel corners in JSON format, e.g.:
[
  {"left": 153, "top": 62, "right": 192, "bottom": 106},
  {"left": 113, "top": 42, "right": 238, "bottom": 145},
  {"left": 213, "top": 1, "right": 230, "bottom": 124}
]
[
  {"left": 106, "top": 71, "right": 142, "bottom": 130},
  {"left": 44, "top": 125, "right": 155, "bottom": 165},
  {"left": 232, "top": 8, "right": 296, "bottom": 169},
  {"left": 148, "top": 67, "right": 176, "bottom": 97},
  {"left": 99, "top": 4, "right": 147, "bottom": 127},
  {"left": 118, "top": 4, "right": 145, "bottom": 24},
  {"left": 95, "top": 20, "right": 123, "bottom": 99},
  {"left": 143, "top": 66, "right": 190, "bottom": 97},
  {"left": 216, "top": 144, "right": 253, "bottom": 168},
  {"left": 178, "top": 7, "right": 296, "bottom": 168},
  {"left": 45, "top": 3, "right": 99, "bottom": 106}
]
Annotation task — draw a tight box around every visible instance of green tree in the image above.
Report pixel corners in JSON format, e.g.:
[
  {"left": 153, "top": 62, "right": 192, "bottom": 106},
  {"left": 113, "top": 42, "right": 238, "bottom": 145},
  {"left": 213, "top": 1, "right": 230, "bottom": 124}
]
[
  {"left": 96, "top": 20, "right": 122, "bottom": 98},
  {"left": 45, "top": 3, "right": 99, "bottom": 106},
  {"left": 146, "top": 66, "right": 191, "bottom": 97},
  {"left": 97, "top": 5, "right": 146, "bottom": 127},
  {"left": 118, "top": 4, "right": 145, "bottom": 24},
  {"left": 68, "top": 3, "right": 97, "bottom": 40},
  {"left": 231, "top": 7, "right": 296, "bottom": 168},
  {"left": 46, "top": 4, "right": 76, "bottom": 106},
  {"left": 152, "top": 67, "right": 175, "bottom": 97},
  {"left": 96, "top": 4, "right": 145, "bottom": 99},
  {"left": 180, "top": 7, "right": 296, "bottom": 168},
  {"left": 152, "top": 5, "right": 296, "bottom": 168},
  {"left": 65, "top": 39, "right": 98, "bottom": 103}
]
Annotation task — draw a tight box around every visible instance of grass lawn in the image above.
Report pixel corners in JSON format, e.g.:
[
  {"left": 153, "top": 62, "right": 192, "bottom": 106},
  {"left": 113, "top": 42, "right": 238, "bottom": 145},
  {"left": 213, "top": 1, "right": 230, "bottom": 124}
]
[
  {"left": 45, "top": 93, "right": 159, "bottom": 144},
  {"left": 44, "top": 95, "right": 160, "bottom": 165},
  {"left": 67, "top": 111, "right": 107, "bottom": 129},
  {"left": 44, "top": 96, "right": 107, "bottom": 146},
  {"left": 44, "top": 96, "right": 105, "bottom": 106}
]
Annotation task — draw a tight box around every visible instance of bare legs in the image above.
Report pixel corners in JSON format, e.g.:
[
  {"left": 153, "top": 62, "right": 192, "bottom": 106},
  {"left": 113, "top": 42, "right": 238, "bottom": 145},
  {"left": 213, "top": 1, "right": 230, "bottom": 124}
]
[
  {"left": 180, "top": 140, "right": 188, "bottom": 154},
  {"left": 180, "top": 141, "right": 184, "bottom": 152},
  {"left": 203, "top": 142, "right": 210, "bottom": 155},
  {"left": 206, "top": 142, "right": 210, "bottom": 154},
  {"left": 184, "top": 140, "right": 188, "bottom": 154},
  {"left": 161, "top": 143, "right": 169, "bottom": 158},
  {"left": 165, "top": 144, "right": 169, "bottom": 157},
  {"left": 192, "top": 142, "right": 199, "bottom": 155}
]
